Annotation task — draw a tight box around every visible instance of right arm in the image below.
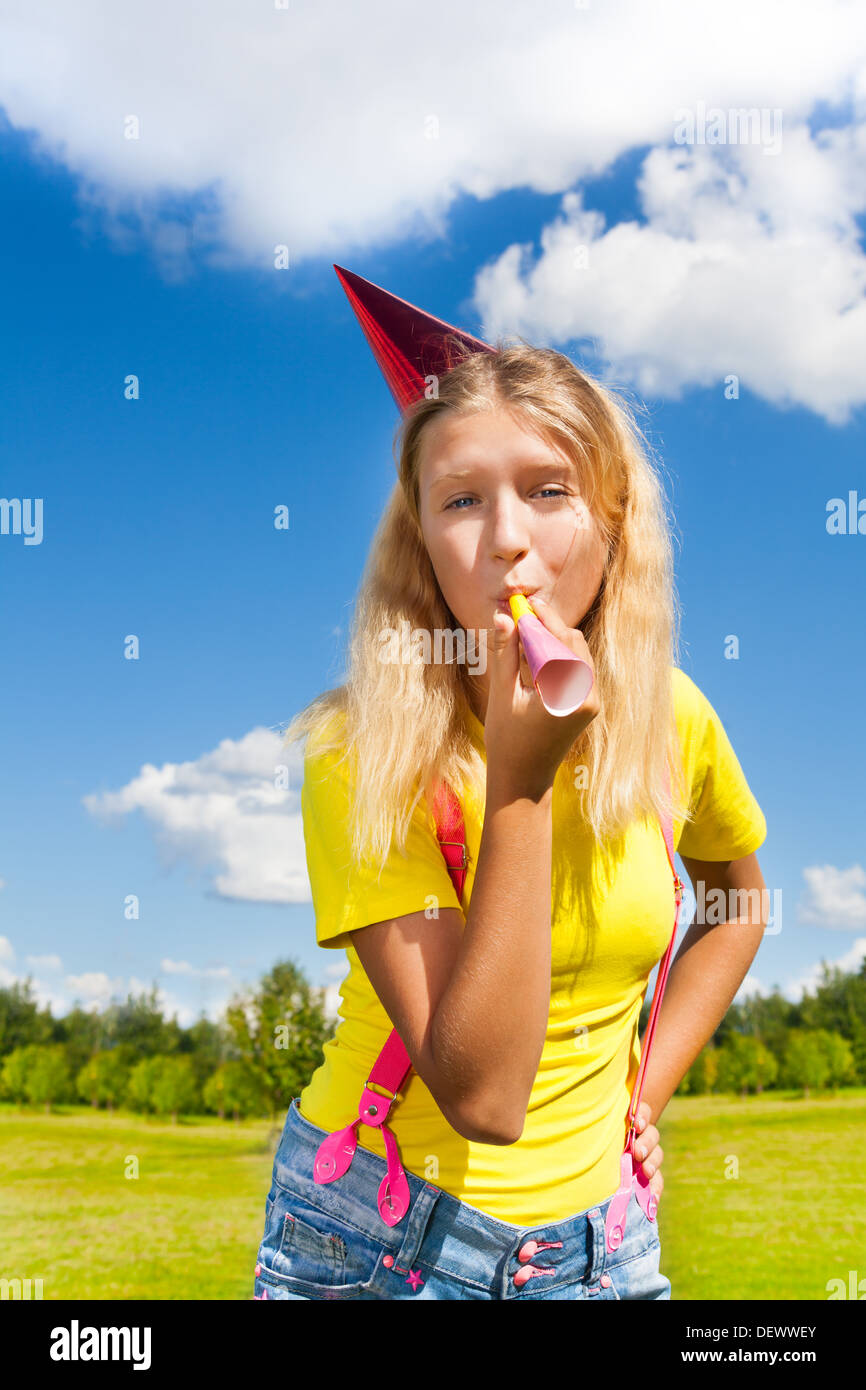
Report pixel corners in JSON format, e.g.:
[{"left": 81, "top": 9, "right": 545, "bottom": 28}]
[
  {"left": 350, "top": 770, "right": 555, "bottom": 1146},
  {"left": 350, "top": 595, "right": 598, "bottom": 1146}
]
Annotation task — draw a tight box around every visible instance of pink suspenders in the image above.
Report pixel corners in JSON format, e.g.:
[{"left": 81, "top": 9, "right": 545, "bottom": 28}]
[{"left": 313, "top": 770, "right": 684, "bottom": 1252}]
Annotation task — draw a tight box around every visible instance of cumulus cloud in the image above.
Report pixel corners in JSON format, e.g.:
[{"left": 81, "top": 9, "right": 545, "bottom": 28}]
[
  {"left": 798, "top": 863, "right": 866, "bottom": 929},
  {"left": 82, "top": 726, "right": 309, "bottom": 903},
  {"left": 0, "top": 933, "right": 338, "bottom": 1026},
  {"left": 783, "top": 937, "right": 866, "bottom": 1003},
  {"left": 0, "top": 2, "right": 865, "bottom": 416},
  {"left": 25, "top": 954, "right": 62, "bottom": 970},
  {"left": 160, "top": 959, "right": 233, "bottom": 979},
  {"left": 731, "top": 933, "right": 866, "bottom": 1006},
  {"left": 473, "top": 122, "right": 866, "bottom": 426}
]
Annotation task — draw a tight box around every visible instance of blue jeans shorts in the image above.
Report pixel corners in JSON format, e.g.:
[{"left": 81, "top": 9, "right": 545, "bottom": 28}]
[{"left": 253, "top": 1098, "right": 671, "bottom": 1301}]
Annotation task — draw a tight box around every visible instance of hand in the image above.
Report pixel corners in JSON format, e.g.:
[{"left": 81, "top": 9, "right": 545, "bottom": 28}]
[
  {"left": 484, "top": 594, "right": 599, "bottom": 797},
  {"left": 633, "top": 1102, "right": 664, "bottom": 1204}
]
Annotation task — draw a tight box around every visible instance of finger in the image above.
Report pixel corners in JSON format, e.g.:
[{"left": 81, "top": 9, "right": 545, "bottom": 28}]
[
  {"left": 649, "top": 1170, "right": 663, "bottom": 1201},
  {"left": 516, "top": 634, "right": 534, "bottom": 690},
  {"left": 633, "top": 1125, "right": 658, "bottom": 1162},
  {"left": 640, "top": 1143, "right": 663, "bottom": 1178},
  {"left": 490, "top": 609, "right": 518, "bottom": 658},
  {"left": 528, "top": 595, "right": 579, "bottom": 644},
  {"left": 489, "top": 611, "right": 522, "bottom": 694}
]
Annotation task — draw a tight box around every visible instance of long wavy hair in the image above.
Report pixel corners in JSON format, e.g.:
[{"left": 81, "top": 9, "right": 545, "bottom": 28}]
[{"left": 285, "top": 339, "right": 694, "bottom": 875}]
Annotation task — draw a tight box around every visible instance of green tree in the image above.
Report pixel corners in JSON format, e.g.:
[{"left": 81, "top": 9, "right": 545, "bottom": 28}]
[
  {"left": 203, "top": 1061, "right": 267, "bottom": 1120},
  {"left": 811, "top": 1029, "right": 855, "bottom": 1093},
  {"left": 225, "top": 960, "right": 332, "bottom": 1120},
  {"left": 780, "top": 1029, "right": 831, "bottom": 1096},
  {"left": 0, "top": 981, "right": 54, "bottom": 1056},
  {"left": 677, "top": 1046, "right": 719, "bottom": 1095},
  {"left": 51, "top": 1006, "right": 105, "bottom": 1078},
  {"left": 1, "top": 1045, "right": 40, "bottom": 1103},
  {"left": 149, "top": 1056, "right": 199, "bottom": 1122},
  {"left": 849, "top": 1019, "right": 866, "bottom": 1085},
  {"left": 184, "top": 1015, "right": 234, "bottom": 1094},
  {"left": 24, "top": 1046, "right": 72, "bottom": 1113},
  {"left": 126, "top": 1056, "right": 162, "bottom": 1114},
  {"left": 753, "top": 1039, "right": 778, "bottom": 1092},
  {"left": 100, "top": 986, "right": 184, "bottom": 1059},
  {"left": 728, "top": 988, "right": 797, "bottom": 1065},
  {"left": 76, "top": 1050, "right": 130, "bottom": 1110},
  {"left": 799, "top": 963, "right": 866, "bottom": 1040},
  {"left": 715, "top": 1034, "right": 769, "bottom": 1096}
]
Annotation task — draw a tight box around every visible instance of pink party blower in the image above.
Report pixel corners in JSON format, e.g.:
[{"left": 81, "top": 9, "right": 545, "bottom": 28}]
[{"left": 508, "top": 594, "right": 594, "bottom": 717}]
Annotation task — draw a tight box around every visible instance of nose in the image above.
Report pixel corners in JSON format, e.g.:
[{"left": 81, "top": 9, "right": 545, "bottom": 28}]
[{"left": 488, "top": 493, "right": 531, "bottom": 563}]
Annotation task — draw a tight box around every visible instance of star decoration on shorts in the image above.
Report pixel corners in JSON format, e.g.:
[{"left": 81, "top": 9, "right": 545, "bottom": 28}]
[{"left": 405, "top": 1268, "right": 424, "bottom": 1291}]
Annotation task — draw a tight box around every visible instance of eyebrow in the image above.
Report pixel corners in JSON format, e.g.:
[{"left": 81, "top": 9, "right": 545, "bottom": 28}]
[{"left": 429, "top": 459, "right": 573, "bottom": 491}]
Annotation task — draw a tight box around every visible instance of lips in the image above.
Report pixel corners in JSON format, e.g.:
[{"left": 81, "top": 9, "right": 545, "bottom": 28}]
[{"left": 494, "top": 590, "right": 540, "bottom": 614}]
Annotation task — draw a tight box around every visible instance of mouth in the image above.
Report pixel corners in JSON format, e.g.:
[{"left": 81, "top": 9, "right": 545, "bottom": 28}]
[{"left": 494, "top": 588, "right": 539, "bottom": 613}]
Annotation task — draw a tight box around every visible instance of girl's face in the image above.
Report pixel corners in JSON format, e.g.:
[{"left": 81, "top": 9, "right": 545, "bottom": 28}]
[{"left": 417, "top": 408, "right": 607, "bottom": 708}]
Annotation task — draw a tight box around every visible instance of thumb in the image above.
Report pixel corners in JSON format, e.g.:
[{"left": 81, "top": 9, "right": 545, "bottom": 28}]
[{"left": 489, "top": 609, "right": 519, "bottom": 669}]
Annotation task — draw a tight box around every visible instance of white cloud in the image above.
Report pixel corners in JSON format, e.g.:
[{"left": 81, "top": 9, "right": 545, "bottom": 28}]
[
  {"left": 25, "top": 954, "right": 63, "bottom": 970},
  {"left": 798, "top": 863, "right": 866, "bottom": 928},
  {"left": 734, "top": 973, "right": 767, "bottom": 1002},
  {"left": 0, "top": 2, "right": 865, "bottom": 417},
  {"left": 82, "top": 726, "right": 309, "bottom": 904},
  {"left": 321, "top": 981, "right": 342, "bottom": 1024},
  {"left": 783, "top": 937, "right": 866, "bottom": 1003},
  {"left": 739, "top": 936, "right": 866, "bottom": 1006},
  {"left": 472, "top": 123, "right": 866, "bottom": 426},
  {"left": 0, "top": 936, "right": 14, "bottom": 964},
  {"left": 160, "top": 958, "right": 232, "bottom": 979},
  {"left": 64, "top": 971, "right": 126, "bottom": 1008}
]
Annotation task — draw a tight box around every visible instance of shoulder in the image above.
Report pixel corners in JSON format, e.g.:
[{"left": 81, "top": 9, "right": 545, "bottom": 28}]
[
  {"left": 670, "top": 665, "right": 721, "bottom": 750},
  {"left": 670, "top": 664, "right": 706, "bottom": 721}
]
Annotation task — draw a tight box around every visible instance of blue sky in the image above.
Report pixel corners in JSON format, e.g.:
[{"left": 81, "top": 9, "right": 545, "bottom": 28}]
[{"left": 1, "top": 1, "right": 865, "bottom": 1027}]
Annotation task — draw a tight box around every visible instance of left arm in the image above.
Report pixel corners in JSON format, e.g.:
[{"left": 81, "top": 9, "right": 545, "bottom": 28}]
[{"left": 629, "top": 851, "right": 768, "bottom": 1193}]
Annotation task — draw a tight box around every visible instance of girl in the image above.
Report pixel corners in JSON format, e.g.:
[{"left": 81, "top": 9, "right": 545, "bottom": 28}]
[{"left": 253, "top": 299, "right": 768, "bottom": 1301}]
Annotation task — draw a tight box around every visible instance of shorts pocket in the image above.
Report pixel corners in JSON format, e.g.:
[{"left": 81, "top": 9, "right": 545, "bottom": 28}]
[
  {"left": 604, "top": 1236, "right": 669, "bottom": 1301},
  {"left": 257, "top": 1186, "right": 383, "bottom": 1301}
]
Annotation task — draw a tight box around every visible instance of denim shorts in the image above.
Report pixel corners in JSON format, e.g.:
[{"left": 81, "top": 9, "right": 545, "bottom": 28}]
[{"left": 253, "top": 1098, "right": 671, "bottom": 1301}]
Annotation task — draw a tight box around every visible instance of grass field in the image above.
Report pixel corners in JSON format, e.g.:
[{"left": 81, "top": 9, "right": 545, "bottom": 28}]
[{"left": 2, "top": 1091, "right": 863, "bottom": 1300}]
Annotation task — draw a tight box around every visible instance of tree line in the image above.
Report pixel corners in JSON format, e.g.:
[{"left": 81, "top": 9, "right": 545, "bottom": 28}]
[{"left": 1, "top": 955, "right": 864, "bottom": 1120}]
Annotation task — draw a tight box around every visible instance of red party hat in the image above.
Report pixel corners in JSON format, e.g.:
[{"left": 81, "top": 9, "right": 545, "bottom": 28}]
[{"left": 333, "top": 264, "right": 496, "bottom": 414}]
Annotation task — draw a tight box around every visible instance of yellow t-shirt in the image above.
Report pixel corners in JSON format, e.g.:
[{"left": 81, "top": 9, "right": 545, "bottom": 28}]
[{"left": 297, "top": 666, "right": 767, "bottom": 1226}]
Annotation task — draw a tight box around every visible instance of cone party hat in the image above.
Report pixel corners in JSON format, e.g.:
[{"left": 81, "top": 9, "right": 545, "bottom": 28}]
[{"left": 333, "top": 264, "right": 496, "bottom": 414}]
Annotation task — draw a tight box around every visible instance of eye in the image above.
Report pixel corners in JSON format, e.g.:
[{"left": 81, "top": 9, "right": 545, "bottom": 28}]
[{"left": 444, "top": 488, "right": 569, "bottom": 510}]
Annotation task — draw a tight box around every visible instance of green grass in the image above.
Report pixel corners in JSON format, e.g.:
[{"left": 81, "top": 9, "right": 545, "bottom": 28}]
[
  {"left": 1, "top": 1092, "right": 864, "bottom": 1300},
  {"left": 0, "top": 1103, "right": 282, "bottom": 1299},
  {"left": 656, "top": 1089, "right": 866, "bottom": 1300}
]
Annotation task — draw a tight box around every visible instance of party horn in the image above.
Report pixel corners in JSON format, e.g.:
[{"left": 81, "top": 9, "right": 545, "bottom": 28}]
[{"left": 508, "top": 594, "right": 594, "bottom": 717}]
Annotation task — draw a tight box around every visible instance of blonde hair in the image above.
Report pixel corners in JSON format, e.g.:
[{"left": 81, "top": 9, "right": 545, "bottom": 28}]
[{"left": 285, "top": 339, "right": 694, "bottom": 874}]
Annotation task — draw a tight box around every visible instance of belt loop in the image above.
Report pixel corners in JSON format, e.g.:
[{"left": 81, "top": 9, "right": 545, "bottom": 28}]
[
  {"left": 386, "top": 1184, "right": 441, "bottom": 1282},
  {"left": 585, "top": 1207, "right": 606, "bottom": 1284}
]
